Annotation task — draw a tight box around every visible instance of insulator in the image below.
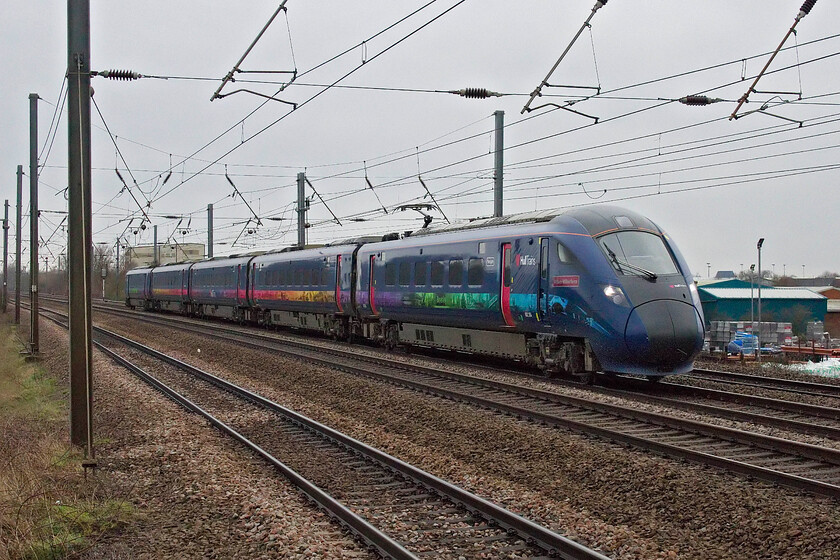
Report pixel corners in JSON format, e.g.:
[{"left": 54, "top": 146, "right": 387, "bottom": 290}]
[
  {"left": 799, "top": 0, "right": 817, "bottom": 15},
  {"left": 679, "top": 95, "right": 721, "bottom": 106},
  {"left": 464, "top": 88, "right": 489, "bottom": 99},
  {"left": 452, "top": 88, "right": 502, "bottom": 99},
  {"left": 99, "top": 69, "right": 142, "bottom": 81}
]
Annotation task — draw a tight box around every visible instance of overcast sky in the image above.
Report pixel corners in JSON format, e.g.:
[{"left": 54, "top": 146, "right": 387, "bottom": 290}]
[{"left": 2, "top": 1, "right": 838, "bottom": 279}]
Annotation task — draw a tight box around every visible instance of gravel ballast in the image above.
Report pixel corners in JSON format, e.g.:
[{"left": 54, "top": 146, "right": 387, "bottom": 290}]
[
  {"left": 83, "top": 311, "right": 840, "bottom": 560},
  {"left": 36, "top": 316, "right": 372, "bottom": 559}
]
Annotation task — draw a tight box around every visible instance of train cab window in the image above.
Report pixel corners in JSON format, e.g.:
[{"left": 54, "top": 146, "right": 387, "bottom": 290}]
[
  {"left": 414, "top": 262, "right": 427, "bottom": 286},
  {"left": 399, "top": 262, "right": 411, "bottom": 286},
  {"left": 557, "top": 242, "right": 575, "bottom": 264},
  {"left": 598, "top": 231, "right": 678, "bottom": 276},
  {"left": 385, "top": 263, "right": 397, "bottom": 286},
  {"left": 431, "top": 261, "right": 445, "bottom": 286},
  {"left": 468, "top": 258, "right": 484, "bottom": 286},
  {"left": 449, "top": 259, "right": 464, "bottom": 287}
]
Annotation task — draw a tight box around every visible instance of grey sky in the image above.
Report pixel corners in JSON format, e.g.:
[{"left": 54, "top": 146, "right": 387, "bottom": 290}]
[{"left": 2, "top": 1, "right": 838, "bottom": 278}]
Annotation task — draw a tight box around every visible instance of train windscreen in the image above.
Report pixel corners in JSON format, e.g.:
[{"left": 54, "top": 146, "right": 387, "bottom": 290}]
[{"left": 598, "top": 231, "right": 679, "bottom": 277}]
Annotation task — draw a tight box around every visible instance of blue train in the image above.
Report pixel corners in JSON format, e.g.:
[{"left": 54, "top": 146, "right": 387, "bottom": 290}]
[{"left": 125, "top": 206, "right": 705, "bottom": 380}]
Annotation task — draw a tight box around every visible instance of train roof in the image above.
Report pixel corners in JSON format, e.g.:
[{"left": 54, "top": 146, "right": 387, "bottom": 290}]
[{"left": 400, "top": 205, "right": 662, "bottom": 240}]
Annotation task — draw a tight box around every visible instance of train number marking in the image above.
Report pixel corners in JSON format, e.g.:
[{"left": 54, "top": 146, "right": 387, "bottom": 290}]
[{"left": 552, "top": 275, "right": 579, "bottom": 288}]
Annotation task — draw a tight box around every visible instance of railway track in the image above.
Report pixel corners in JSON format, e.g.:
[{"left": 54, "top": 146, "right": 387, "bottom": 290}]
[
  {"left": 583, "top": 379, "right": 840, "bottom": 441},
  {"left": 38, "top": 306, "right": 608, "bottom": 560},
  {"left": 54, "top": 300, "right": 840, "bottom": 500},
  {"left": 689, "top": 367, "right": 840, "bottom": 400},
  {"left": 82, "top": 301, "right": 840, "bottom": 441}
]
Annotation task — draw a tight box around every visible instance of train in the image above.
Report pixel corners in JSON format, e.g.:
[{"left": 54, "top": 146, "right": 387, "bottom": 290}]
[{"left": 125, "top": 205, "right": 705, "bottom": 380}]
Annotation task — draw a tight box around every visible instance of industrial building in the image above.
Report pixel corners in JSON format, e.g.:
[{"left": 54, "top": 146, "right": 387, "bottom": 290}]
[
  {"left": 124, "top": 243, "right": 205, "bottom": 268},
  {"left": 696, "top": 284, "right": 827, "bottom": 336}
]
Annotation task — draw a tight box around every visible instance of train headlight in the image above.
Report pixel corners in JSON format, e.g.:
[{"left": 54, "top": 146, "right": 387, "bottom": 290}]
[
  {"left": 689, "top": 282, "right": 703, "bottom": 309},
  {"left": 603, "top": 285, "right": 629, "bottom": 306}
]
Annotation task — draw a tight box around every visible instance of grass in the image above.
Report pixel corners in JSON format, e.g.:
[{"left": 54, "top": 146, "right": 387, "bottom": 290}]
[{"left": 0, "top": 320, "right": 134, "bottom": 559}]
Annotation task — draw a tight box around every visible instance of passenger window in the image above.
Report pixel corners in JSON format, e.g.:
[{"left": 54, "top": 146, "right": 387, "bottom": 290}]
[
  {"left": 414, "top": 262, "right": 427, "bottom": 286},
  {"left": 431, "top": 261, "right": 445, "bottom": 286},
  {"left": 449, "top": 259, "right": 464, "bottom": 287},
  {"left": 386, "top": 263, "right": 397, "bottom": 286},
  {"left": 296, "top": 269, "right": 304, "bottom": 286},
  {"left": 478, "top": 242, "right": 486, "bottom": 254},
  {"left": 399, "top": 262, "right": 411, "bottom": 286},
  {"left": 468, "top": 258, "right": 484, "bottom": 286},
  {"left": 503, "top": 249, "right": 512, "bottom": 287},
  {"left": 322, "top": 269, "right": 330, "bottom": 286}
]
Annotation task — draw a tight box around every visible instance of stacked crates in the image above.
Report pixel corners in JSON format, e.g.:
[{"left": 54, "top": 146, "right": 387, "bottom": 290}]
[
  {"left": 806, "top": 321, "right": 826, "bottom": 342},
  {"left": 709, "top": 321, "right": 792, "bottom": 350}
]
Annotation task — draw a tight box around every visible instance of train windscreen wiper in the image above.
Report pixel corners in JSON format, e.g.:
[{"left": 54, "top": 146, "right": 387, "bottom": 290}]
[{"left": 604, "top": 244, "right": 658, "bottom": 281}]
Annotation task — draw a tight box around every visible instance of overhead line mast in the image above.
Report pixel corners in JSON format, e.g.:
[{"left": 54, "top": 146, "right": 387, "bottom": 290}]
[
  {"left": 730, "top": 0, "right": 819, "bottom": 120},
  {"left": 521, "top": 0, "right": 609, "bottom": 115},
  {"left": 68, "top": 0, "right": 96, "bottom": 466}
]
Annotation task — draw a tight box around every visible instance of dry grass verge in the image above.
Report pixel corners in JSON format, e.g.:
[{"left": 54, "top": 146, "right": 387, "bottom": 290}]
[{"left": 0, "top": 318, "right": 133, "bottom": 559}]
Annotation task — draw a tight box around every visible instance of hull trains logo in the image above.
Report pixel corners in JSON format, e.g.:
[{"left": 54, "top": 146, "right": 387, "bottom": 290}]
[{"left": 515, "top": 254, "right": 536, "bottom": 266}]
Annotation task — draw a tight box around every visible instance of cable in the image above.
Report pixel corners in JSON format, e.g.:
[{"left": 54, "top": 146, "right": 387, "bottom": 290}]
[
  {"left": 152, "top": 0, "right": 470, "bottom": 206},
  {"left": 37, "top": 78, "right": 68, "bottom": 171},
  {"left": 148, "top": 0, "right": 445, "bottom": 195},
  {"left": 91, "top": 96, "right": 153, "bottom": 223}
]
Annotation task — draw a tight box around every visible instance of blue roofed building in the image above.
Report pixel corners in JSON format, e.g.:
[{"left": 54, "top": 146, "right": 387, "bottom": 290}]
[{"left": 696, "top": 285, "right": 827, "bottom": 335}]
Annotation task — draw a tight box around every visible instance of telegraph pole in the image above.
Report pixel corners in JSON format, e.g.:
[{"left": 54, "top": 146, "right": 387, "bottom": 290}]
[
  {"left": 68, "top": 0, "right": 95, "bottom": 462},
  {"left": 15, "top": 166, "right": 22, "bottom": 324},
  {"left": 28, "top": 93, "right": 40, "bottom": 356},
  {"left": 153, "top": 225, "right": 158, "bottom": 265},
  {"left": 493, "top": 110, "right": 504, "bottom": 218},
  {"left": 2, "top": 199, "right": 8, "bottom": 313},
  {"left": 207, "top": 203, "right": 213, "bottom": 258},
  {"left": 297, "top": 172, "right": 306, "bottom": 247}
]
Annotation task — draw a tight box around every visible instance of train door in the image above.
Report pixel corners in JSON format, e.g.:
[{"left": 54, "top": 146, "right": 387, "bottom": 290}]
[
  {"left": 236, "top": 264, "right": 243, "bottom": 304},
  {"left": 538, "top": 238, "right": 549, "bottom": 320},
  {"left": 500, "top": 243, "right": 515, "bottom": 327},
  {"left": 369, "top": 255, "right": 378, "bottom": 315},
  {"left": 335, "top": 255, "right": 343, "bottom": 313}
]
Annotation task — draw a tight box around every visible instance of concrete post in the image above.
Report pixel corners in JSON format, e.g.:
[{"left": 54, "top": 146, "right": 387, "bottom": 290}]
[
  {"left": 2, "top": 199, "right": 8, "bottom": 313},
  {"left": 297, "top": 172, "right": 306, "bottom": 248},
  {"left": 207, "top": 203, "right": 213, "bottom": 258},
  {"left": 29, "top": 93, "right": 40, "bottom": 355},
  {"left": 493, "top": 110, "right": 504, "bottom": 218},
  {"left": 15, "top": 166, "right": 22, "bottom": 324}
]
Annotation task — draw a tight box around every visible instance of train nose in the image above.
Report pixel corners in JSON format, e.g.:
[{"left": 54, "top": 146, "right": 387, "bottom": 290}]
[{"left": 625, "top": 300, "right": 702, "bottom": 371}]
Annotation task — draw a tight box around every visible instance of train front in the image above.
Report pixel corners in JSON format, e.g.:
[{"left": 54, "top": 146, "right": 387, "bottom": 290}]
[{"left": 580, "top": 209, "right": 705, "bottom": 376}]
